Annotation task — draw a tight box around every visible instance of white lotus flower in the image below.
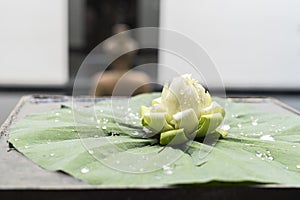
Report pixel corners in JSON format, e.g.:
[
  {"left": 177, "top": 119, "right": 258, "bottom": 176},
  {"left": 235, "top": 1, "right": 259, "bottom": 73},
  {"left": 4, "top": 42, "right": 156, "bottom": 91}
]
[{"left": 141, "top": 74, "right": 225, "bottom": 145}]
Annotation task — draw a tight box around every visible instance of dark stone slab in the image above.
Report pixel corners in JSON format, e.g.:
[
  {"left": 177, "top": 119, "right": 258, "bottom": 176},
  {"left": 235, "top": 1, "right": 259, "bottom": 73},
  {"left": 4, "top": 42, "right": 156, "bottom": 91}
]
[{"left": 1, "top": 95, "right": 300, "bottom": 199}]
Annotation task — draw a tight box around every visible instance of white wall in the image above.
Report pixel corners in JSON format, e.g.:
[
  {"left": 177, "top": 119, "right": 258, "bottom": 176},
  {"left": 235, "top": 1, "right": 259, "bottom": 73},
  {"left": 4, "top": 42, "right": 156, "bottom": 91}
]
[
  {"left": 160, "top": 0, "right": 300, "bottom": 89},
  {"left": 0, "top": 0, "right": 68, "bottom": 86}
]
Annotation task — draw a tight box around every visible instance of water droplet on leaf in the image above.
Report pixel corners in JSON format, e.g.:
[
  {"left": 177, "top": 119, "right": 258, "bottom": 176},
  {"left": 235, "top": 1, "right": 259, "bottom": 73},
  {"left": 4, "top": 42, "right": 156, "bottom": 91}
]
[
  {"left": 256, "top": 151, "right": 262, "bottom": 158},
  {"left": 251, "top": 120, "right": 258, "bottom": 126},
  {"left": 220, "top": 124, "right": 230, "bottom": 131},
  {"left": 267, "top": 156, "right": 274, "bottom": 161},
  {"left": 132, "top": 131, "right": 139, "bottom": 136},
  {"left": 103, "top": 119, "right": 108, "bottom": 124},
  {"left": 81, "top": 167, "right": 89, "bottom": 174},
  {"left": 162, "top": 165, "right": 174, "bottom": 175},
  {"left": 260, "top": 135, "right": 274, "bottom": 141}
]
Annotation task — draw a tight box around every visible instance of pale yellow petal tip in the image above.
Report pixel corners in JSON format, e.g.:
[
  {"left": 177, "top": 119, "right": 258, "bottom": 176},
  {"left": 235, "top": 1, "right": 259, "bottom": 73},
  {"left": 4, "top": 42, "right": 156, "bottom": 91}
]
[
  {"left": 152, "top": 97, "right": 162, "bottom": 105},
  {"left": 216, "top": 128, "right": 228, "bottom": 138},
  {"left": 140, "top": 105, "right": 151, "bottom": 117}
]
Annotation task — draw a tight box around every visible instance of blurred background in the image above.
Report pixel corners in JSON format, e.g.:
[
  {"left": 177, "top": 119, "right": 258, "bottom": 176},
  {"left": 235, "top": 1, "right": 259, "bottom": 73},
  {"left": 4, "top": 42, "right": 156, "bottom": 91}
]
[{"left": 0, "top": 0, "right": 300, "bottom": 124}]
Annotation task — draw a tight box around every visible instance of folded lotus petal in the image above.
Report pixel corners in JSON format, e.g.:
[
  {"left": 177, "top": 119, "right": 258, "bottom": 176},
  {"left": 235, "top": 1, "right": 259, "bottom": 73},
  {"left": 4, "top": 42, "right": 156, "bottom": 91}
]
[
  {"left": 172, "top": 108, "right": 199, "bottom": 135},
  {"left": 142, "top": 112, "right": 173, "bottom": 133},
  {"left": 160, "top": 129, "right": 189, "bottom": 145},
  {"left": 151, "top": 104, "right": 167, "bottom": 113},
  {"left": 201, "top": 101, "right": 225, "bottom": 117},
  {"left": 196, "top": 113, "right": 224, "bottom": 138}
]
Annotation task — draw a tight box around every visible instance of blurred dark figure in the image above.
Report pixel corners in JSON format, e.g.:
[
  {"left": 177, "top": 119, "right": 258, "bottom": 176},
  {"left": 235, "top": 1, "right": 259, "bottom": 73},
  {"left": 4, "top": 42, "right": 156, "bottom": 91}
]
[
  {"left": 92, "top": 24, "right": 152, "bottom": 96},
  {"left": 85, "top": 0, "right": 137, "bottom": 51}
]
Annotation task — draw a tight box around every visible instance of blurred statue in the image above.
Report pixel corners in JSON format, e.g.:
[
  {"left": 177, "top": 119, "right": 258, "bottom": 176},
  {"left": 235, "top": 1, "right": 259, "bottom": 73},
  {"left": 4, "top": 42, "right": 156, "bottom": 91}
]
[{"left": 93, "top": 24, "right": 152, "bottom": 96}]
